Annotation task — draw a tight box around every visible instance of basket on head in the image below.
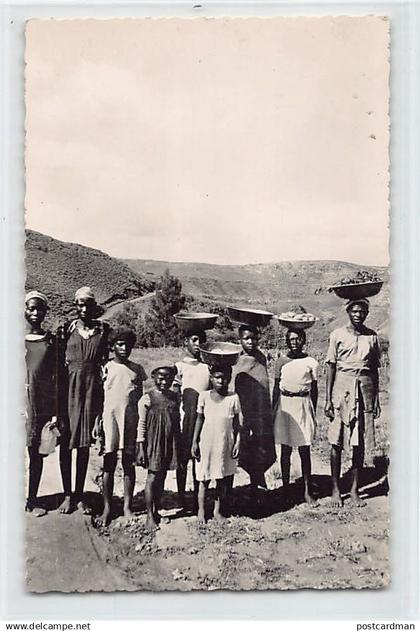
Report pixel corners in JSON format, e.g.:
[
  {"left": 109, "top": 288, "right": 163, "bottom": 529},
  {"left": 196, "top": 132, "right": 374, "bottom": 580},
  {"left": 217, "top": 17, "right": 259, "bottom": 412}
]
[
  {"left": 227, "top": 306, "right": 273, "bottom": 329},
  {"left": 174, "top": 311, "right": 218, "bottom": 336},
  {"left": 199, "top": 341, "right": 242, "bottom": 368},
  {"left": 329, "top": 281, "right": 383, "bottom": 301}
]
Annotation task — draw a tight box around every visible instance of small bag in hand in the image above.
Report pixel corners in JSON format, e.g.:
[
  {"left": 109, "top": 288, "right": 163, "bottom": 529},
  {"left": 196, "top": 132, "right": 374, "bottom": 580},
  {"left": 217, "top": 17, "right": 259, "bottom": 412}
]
[{"left": 39, "top": 419, "right": 61, "bottom": 456}]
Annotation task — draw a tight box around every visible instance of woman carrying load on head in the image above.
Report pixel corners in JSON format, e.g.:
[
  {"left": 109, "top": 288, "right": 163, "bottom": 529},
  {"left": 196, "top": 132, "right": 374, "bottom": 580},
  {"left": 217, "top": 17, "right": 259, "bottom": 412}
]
[
  {"left": 234, "top": 325, "right": 275, "bottom": 499},
  {"left": 324, "top": 298, "right": 381, "bottom": 509},
  {"left": 272, "top": 328, "right": 319, "bottom": 507},
  {"left": 58, "top": 287, "right": 110, "bottom": 515}
]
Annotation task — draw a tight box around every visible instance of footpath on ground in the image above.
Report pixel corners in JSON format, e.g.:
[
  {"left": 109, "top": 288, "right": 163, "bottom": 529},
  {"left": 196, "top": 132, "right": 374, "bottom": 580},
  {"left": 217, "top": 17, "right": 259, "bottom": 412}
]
[{"left": 26, "top": 449, "right": 389, "bottom": 592}]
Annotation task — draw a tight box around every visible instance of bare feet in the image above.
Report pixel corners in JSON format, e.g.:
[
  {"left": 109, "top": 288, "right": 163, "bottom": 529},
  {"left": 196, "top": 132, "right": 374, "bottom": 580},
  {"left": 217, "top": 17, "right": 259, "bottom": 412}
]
[
  {"left": 76, "top": 500, "right": 92, "bottom": 515},
  {"left": 95, "top": 509, "right": 111, "bottom": 527},
  {"left": 304, "top": 491, "right": 319, "bottom": 507},
  {"left": 349, "top": 491, "right": 367, "bottom": 507},
  {"left": 197, "top": 509, "right": 206, "bottom": 525},
  {"left": 25, "top": 502, "right": 47, "bottom": 517},
  {"left": 213, "top": 512, "right": 227, "bottom": 523},
  {"left": 123, "top": 507, "right": 135, "bottom": 519},
  {"left": 154, "top": 511, "right": 170, "bottom": 525},
  {"left": 58, "top": 496, "right": 72, "bottom": 514},
  {"left": 145, "top": 514, "right": 159, "bottom": 532},
  {"left": 329, "top": 489, "right": 343, "bottom": 508}
]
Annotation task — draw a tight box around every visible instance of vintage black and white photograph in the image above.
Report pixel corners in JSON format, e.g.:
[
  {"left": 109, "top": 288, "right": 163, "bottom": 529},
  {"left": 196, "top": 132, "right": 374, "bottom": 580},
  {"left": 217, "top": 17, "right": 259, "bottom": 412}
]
[{"left": 24, "top": 16, "right": 390, "bottom": 592}]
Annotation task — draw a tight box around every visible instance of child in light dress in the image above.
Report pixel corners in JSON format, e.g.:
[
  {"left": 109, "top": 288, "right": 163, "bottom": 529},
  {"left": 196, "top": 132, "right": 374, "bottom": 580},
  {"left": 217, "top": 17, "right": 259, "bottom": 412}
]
[
  {"left": 137, "top": 366, "right": 181, "bottom": 532},
  {"left": 95, "top": 327, "right": 147, "bottom": 527},
  {"left": 272, "top": 329, "right": 318, "bottom": 506},
  {"left": 192, "top": 365, "right": 242, "bottom": 524},
  {"left": 173, "top": 331, "right": 211, "bottom": 513}
]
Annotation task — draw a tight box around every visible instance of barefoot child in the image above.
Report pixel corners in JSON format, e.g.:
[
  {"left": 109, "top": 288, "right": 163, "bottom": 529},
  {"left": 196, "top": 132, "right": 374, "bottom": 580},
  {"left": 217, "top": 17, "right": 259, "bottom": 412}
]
[
  {"left": 173, "top": 331, "right": 211, "bottom": 512},
  {"left": 234, "top": 326, "right": 275, "bottom": 496},
  {"left": 324, "top": 298, "right": 381, "bottom": 508},
  {"left": 137, "top": 366, "right": 181, "bottom": 531},
  {"left": 192, "top": 366, "right": 242, "bottom": 524},
  {"left": 272, "top": 329, "right": 318, "bottom": 506},
  {"left": 95, "top": 327, "right": 147, "bottom": 526},
  {"left": 58, "top": 287, "right": 109, "bottom": 515},
  {"left": 25, "top": 291, "right": 61, "bottom": 516}
]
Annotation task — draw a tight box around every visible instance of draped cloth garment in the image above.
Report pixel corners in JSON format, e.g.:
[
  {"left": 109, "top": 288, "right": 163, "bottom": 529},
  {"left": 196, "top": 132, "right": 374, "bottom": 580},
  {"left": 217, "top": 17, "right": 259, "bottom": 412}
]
[{"left": 234, "top": 350, "right": 275, "bottom": 474}]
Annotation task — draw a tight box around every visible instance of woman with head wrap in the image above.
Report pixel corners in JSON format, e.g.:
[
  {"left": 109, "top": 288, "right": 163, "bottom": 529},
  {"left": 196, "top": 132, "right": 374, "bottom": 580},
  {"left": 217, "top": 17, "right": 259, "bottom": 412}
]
[
  {"left": 58, "top": 286, "right": 109, "bottom": 515},
  {"left": 24, "top": 291, "right": 60, "bottom": 516},
  {"left": 324, "top": 298, "right": 381, "bottom": 508}
]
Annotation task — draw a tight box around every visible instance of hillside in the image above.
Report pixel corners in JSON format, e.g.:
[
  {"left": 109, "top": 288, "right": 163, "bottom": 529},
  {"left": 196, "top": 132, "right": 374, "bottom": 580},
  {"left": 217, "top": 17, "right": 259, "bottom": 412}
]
[
  {"left": 123, "top": 257, "right": 388, "bottom": 305},
  {"left": 25, "top": 230, "right": 154, "bottom": 323},
  {"left": 122, "top": 257, "right": 389, "bottom": 345},
  {"left": 25, "top": 230, "right": 389, "bottom": 347}
]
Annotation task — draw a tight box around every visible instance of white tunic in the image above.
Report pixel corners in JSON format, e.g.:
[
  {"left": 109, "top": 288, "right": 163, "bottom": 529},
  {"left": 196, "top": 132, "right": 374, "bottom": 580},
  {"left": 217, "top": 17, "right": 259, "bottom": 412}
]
[
  {"left": 274, "top": 355, "right": 318, "bottom": 447},
  {"left": 195, "top": 390, "right": 241, "bottom": 481}
]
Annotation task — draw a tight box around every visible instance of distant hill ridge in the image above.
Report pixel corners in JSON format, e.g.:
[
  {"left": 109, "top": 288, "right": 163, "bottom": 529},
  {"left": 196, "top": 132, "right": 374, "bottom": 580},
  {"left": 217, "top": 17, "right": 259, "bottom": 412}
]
[
  {"left": 25, "top": 230, "right": 154, "bottom": 320},
  {"left": 25, "top": 230, "right": 389, "bottom": 339}
]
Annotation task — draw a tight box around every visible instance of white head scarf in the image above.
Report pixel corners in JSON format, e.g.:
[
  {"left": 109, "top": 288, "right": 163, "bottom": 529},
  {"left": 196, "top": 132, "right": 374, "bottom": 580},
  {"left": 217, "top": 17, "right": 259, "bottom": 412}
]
[
  {"left": 25, "top": 290, "right": 48, "bottom": 306},
  {"left": 75, "top": 286, "right": 96, "bottom": 302}
]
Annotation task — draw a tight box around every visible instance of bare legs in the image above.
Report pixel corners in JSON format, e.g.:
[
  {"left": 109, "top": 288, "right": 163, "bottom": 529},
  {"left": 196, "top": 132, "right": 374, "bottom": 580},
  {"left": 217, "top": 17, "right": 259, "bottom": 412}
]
[
  {"left": 74, "top": 447, "right": 91, "bottom": 513},
  {"left": 58, "top": 444, "right": 91, "bottom": 514},
  {"left": 145, "top": 470, "right": 167, "bottom": 531},
  {"left": 123, "top": 453, "right": 136, "bottom": 518},
  {"left": 95, "top": 452, "right": 136, "bottom": 527},
  {"left": 26, "top": 447, "right": 46, "bottom": 516},
  {"left": 299, "top": 446, "right": 318, "bottom": 505},
  {"left": 349, "top": 445, "right": 366, "bottom": 506},
  {"left": 58, "top": 442, "right": 72, "bottom": 513},
  {"left": 176, "top": 460, "right": 198, "bottom": 513},
  {"left": 330, "top": 444, "right": 365, "bottom": 507},
  {"left": 330, "top": 445, "right": 343, "bottom": 507},
  {"left": 280, "top": 444, "right": 317, "bottom": 506},
  {"left": 197, "top": 478, "right": 230, "bottom": 525}
]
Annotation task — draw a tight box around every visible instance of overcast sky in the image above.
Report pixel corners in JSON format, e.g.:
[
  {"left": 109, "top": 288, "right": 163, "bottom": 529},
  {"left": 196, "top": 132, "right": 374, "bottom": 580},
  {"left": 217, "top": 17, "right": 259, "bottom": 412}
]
[{"left": 25, "top": 17, "right": 389, "bottom": 266}]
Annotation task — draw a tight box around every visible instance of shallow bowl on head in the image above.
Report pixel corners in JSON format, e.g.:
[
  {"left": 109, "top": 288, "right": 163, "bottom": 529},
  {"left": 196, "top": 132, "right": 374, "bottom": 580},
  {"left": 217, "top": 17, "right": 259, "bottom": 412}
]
[
  {"left": 329, "top": 281, "right": 383, "bottom": 300},
  {"left": 174, "top": 311, "right": 218, "bottom": 335},
  {"left": 199, "top": 341, "right": 242, "bottom": 367},
  {"left": 276, "top": 316, "right": 317, "bottom": 331},
  {"left": 227, "top": 306, "right": 273, "bottom": 328}
]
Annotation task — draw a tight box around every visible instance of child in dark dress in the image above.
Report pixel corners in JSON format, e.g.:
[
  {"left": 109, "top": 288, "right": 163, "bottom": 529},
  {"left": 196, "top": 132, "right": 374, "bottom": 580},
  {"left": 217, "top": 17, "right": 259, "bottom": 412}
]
[
  {"left": 58, "top": 287, "right": 109, "bottom": 515},
  {"left": 137, "top": 366, "right": 181, "bottom": 532},
  {"left": 25, "top": 291, "right": 60, "bottom": 517}
]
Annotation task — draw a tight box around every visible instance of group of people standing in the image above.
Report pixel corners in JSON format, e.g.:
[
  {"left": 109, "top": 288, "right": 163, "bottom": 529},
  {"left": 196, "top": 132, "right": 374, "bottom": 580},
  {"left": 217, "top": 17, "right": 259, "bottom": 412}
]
[{"left": 25, "top": 286, "right": 382, "bottom": 530}]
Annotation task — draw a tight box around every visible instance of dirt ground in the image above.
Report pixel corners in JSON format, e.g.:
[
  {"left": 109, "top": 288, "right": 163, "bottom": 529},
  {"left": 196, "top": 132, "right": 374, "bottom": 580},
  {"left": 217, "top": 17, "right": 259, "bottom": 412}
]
[{"left": 26, "top": 441, "right": 389, "bottom": 593}]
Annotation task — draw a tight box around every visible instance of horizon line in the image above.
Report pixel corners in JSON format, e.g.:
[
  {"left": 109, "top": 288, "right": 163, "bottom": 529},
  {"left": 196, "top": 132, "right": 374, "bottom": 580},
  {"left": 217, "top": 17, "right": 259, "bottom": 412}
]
[{"left": 26, "top": 228, "right": 390, "bottom": 269}]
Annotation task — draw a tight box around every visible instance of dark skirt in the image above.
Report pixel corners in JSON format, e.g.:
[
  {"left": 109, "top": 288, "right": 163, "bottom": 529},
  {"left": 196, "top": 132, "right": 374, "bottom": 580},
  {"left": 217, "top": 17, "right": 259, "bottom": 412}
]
[
  {"left": 67, "top": 365, "right": 103, "bottom": 449},
  {"left": 180, "top": 388, "right": 199, "bottom": 465},
  {"left": 239, "top": 430, "right": 276, "bottom": 475},
  {"left": 146, "top": 407, "right": 180, "bottom": 472}
]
